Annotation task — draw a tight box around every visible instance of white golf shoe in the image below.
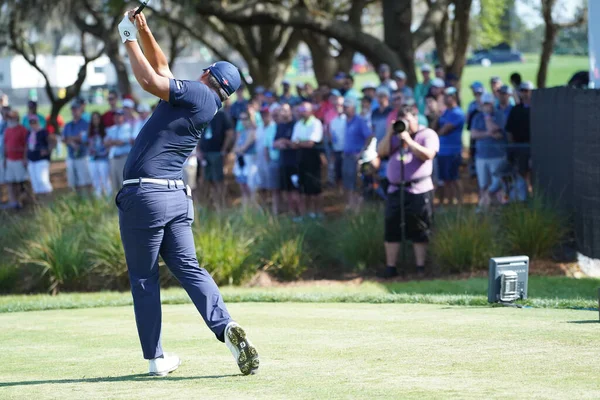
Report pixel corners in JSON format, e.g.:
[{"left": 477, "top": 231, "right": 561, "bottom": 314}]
[
  {"left": 148, "top": 352, "right": 181, "bottom": 376},
  {"left": 224, "top": 322, "right": 259, "bottom": 375}
]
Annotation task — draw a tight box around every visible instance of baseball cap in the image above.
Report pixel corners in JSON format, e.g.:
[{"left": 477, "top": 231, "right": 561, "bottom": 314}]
[
  {"left": 334, "top": 72, "right": 347, "bottom": 80},
  {"left": 27, "top": 100, "right": 37, "bottom": 108},
  {"left": 420, "top": 64, "right": 432, "bottom": 72},
  {"left": 282, "top": 80, "right": 290, "bottom": 86},
  {"left": 394, "top": 70, "right": 407, "bottom": 80},
  {"left": 343, "top": 97, "right": 357, "bottom": 108},
  {"left": 490, "top": 76, "right": 501, "bottom": 84},
  {"left": 114, "top": 109, "right": 125, "bottom": 116},
  {"left": 137, "top": 103, "right": 151, "bottom": 113},
  {"left": 387, "top": 81, "right": 398, "bottom": 91},
  {"left": 378, "top": 64, "right": 390, "bottom": 73},
  {"left": 254, "top": 85, "right": 265, "bottom": 94},
  {"left": 431, "top": 78, "right": 446, "bottom": 88},
  {"left": 444, "top": 87, "right": 458, "bottom": 96},
  {"left": 122, "top": 98, "right": 135, "bottom": 109},
  {"left": 470, "top": 81, "right": 483, "bottom": 89},
  {"left": 70, "top": 99, "right": 82, "bottom": 109},
  {"left": 481, "top": 93, "right": 495, "bottom": 104},
  {"left": 520, "top": 81, "right": 534, "bottom": 91},
  {"left": 260, "top": 105, "right": 270, "bottom": 114},
  {"left": 376, "top": 86, "right": 390, "bottom": 97},
  {"left": 499, "top": 85, "right": 513, "bottom": 95},
  {"left": 362, "top": 82, "right": 377, "bottom": 91},
  {"left": 264, "top": 91, "right": 274, "bottom": 98},
  {"left": 203, "top": 61, "right": 241, "bottom": 97},
  {"left": 402, "top": 97, "right": 416, "bottom": 107}
]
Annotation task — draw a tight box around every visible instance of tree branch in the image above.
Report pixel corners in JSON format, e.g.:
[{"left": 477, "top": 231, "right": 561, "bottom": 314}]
[{"left": 413, "top": 0, "right": 450, "bottom": 48}]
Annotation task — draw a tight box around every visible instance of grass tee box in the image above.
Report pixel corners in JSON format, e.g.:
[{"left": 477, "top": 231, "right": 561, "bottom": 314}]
[{"left": 0, "top": 303, "right": 598, "bottom": 400}]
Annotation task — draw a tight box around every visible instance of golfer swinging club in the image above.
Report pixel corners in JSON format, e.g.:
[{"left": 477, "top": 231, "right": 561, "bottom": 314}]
[{"left": 116, "top": 10, "right": 259, "bottom": 376}]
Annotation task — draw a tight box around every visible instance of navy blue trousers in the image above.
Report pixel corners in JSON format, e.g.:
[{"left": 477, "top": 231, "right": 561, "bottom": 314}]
[{"left": 116, "top": 182, "right": 232, "bottom": 360}]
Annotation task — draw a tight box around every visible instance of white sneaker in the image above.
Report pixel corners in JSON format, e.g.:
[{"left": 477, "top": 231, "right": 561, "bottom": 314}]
[
  {"left": 224, "top": 322, "right": 259, "bottom": 375},
  {"left": 148, "top": 352, "right": 181, "bottom": 376}
]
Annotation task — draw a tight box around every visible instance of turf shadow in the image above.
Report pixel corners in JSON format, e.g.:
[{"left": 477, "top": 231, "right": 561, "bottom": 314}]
[
  {"left": 0, "top": 373, "right": 239, "bottom": 387},
  {"left": 566, "top": 320, "right": 599, "bottom": 324}
]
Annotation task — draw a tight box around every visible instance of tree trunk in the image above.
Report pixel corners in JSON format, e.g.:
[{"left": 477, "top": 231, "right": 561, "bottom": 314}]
[
  {"left": 382, "top": 0, "right": 416, "bottom": 85},
  {"left": 537, "top": 23, "right": 556, "bottom": 89},
  {"left": 448, "top": 0, "right": 473, "bottom": 79},
  {"left": 105, "top": 40, "right": 132, "bottom": 97},
  {"left": 304, "top": 32, "right": 342, "bottom": 85}
]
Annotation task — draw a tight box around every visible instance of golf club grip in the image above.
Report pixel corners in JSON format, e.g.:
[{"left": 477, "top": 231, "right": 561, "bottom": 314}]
[{"left": 133, "top": 2, "right": 148, "bottom": 16}]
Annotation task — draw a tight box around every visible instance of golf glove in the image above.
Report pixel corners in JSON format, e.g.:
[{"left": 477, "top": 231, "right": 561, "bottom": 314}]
[{"left": 118, "top": 13, "right": 137, "bottom": 43}]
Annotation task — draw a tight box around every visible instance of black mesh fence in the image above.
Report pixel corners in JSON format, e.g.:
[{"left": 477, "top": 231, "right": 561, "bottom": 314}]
[{"left": 531, "top": 87, "right": 600, "bottom": 258}]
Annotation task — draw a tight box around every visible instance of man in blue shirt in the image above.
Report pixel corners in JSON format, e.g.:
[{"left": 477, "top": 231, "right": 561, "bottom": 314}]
[
  {"left": 470, "top": 93, "right": 507, "bottom": 211},
  {"left": 116, "top": 10, "right": 259, "bottom": 377},
  {"left": 229, "top": 85, "right": 248, "bottom": 128},
  {"left": 62, "top": 101, "right": 91, "bottom": 192},
  {"left": 435, "top": 87, "right": 465, "bottom": 206},
  {"left": 342, "top": 98, "right": 372, "bottom": 210}
]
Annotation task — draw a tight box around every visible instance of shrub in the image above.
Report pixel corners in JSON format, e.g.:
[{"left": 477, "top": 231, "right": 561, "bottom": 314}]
[
  {"left": 431, "top": 210, "right": 501, "bottom": 274},
  {"left": 88, "top": 217, "right": 130, "bottom": 290},
  {"left": 252, "top": 216, "right": 310, "bottom": 281},
  {"left": 0, "top": 264, "right": 19, "bottom": 294},
  {"left": 193, "top": 212, "right": 255, "bottom": 286},
  {"left": 8, "top": 219, "right": 91, "bottom": 295},
  {"left": 500, "top": 195, "right": 568, "bottom": 259},
  {"left": 330, "top": 206, "right": 385, "bottom": 272}
]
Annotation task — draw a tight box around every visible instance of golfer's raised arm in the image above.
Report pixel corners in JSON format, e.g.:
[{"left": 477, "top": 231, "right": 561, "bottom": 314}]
[
  {"left": 118, "top": 11, "right": 170, "bottom": 101},
  {"left": 133, "top": 11, "right": 174, "bottom": 79}
]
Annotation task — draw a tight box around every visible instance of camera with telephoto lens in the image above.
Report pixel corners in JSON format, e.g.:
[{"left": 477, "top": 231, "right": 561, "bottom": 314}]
[{"left": 393, "top": 119, "right": 408, "bottom": 134}]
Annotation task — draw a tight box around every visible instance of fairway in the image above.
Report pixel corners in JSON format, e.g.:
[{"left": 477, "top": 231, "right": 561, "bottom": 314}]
[{"left": 1, "top": 303, "right": 598, "bottom": 399}]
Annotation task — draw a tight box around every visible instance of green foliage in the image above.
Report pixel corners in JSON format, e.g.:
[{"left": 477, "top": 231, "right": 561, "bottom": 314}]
[
  {"left": 431, "top": 210, "right": 501, "bottom": 274},
  {"left": 500, "top": 195, "right": 568, "bottom": 259},
  {"left": 87, "top": 217, "right": 129, "bottom": 290},
  {"left": 8, "top": 217, "right": 91, "bottom": 295},
  {"left": 0, "top": 264, "right": 19, "bottom": 294},
  {"left": 476, "top": 0, "right": 510, "bottom": 48},
  {"left": 193, "top": 212, "right": 255, "bottom": 286},
  {"left": 331, "top": 206, "right": 385, "bottom": 272}
]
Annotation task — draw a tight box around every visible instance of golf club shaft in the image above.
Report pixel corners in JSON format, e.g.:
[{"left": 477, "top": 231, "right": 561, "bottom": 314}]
[{"left": 134, "top": 0, "right": 150, "bottom": 16}]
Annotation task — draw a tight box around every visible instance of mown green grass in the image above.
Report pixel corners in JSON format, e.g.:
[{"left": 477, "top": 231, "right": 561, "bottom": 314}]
[
  {"left": 0, "top": 302, "right": 598, "bottom": 400},
  {"left": 1, "top": 276, "right": 598, "bottom": 313}
]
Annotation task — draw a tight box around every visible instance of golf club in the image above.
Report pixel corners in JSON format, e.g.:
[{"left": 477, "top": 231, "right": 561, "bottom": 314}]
[{"left": 134, "top": 0, "right": 150, "bottom": 16}]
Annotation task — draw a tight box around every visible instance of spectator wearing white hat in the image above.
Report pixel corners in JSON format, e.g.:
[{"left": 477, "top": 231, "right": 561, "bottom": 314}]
[
  {"left": 122, "top": 98, "right": 138, "bottom": 126},
  {"left": 393, "top": 70, "right": 414, "bottom": 99},
  {"left": 470, "top": 92, "right": 507, "bottom": 211},
  {"left": 415, "top": 64, "right": 433, "bottom": 114}
]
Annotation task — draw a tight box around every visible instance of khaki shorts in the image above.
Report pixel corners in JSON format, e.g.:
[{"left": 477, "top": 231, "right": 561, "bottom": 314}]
[
  {"left": 5, "top": 159, "right": 28, "bottom": 183},
  {"left": 67, "top": 157, "right": 92, "bottom": 188}
]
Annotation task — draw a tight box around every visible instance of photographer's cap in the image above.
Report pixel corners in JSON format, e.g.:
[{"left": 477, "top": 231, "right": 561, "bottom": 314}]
[
  {"left": 481, "top": 93, "right": 495, "bottom": 104},
  {"left": 203, "top": 61, "right": 241, "bottom": 97}
]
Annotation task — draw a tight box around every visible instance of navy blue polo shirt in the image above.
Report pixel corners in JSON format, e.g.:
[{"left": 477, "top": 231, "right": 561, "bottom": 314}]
[{"left": 123, "top": 79, "right": 222, "bottom": 180}]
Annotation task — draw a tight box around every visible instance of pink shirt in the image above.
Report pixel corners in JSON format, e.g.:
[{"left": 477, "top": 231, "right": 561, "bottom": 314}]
[{"left": 386, "top": 126, "right": 440, "bottom": 195}]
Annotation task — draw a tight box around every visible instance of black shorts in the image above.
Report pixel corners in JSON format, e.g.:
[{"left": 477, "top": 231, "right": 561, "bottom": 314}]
[
  {"left": 385, "top": 189, "right": 434, "bottom": 243},
  {"left": 333, "top": 151, "right": 343, "bottom": 183},
  {"left": 299, "top": 163, "right": 322, "bottom": 195},
  {"left": 280, "top": 165, "right": 299, "bottom": 192},
  {"left": 508, "top": 146, "right": 531, "bottom": 176}
]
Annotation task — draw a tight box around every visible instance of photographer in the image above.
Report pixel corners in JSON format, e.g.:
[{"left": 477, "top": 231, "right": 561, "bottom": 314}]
[{"left": 377, "top": 104, "right": 439, "bottom": 279}]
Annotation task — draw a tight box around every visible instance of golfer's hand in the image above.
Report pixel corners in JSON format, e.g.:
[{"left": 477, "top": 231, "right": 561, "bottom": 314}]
[
  {"left": 118, "top": 12, "right": 138, "bottom": 43},
  {"left": 130, "top": 9, "right": 149, "bottom": 33}
]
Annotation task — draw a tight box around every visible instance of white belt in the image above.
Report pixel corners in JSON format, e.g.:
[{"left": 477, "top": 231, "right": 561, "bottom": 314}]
[{"left": 123, "top": 178, "right": 185, "bottom": 187}]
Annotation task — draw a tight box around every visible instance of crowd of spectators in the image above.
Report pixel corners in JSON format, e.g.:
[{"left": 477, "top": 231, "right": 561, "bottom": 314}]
[{"left": 0, "top": 65, "right": 534, "bottom": 275}]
